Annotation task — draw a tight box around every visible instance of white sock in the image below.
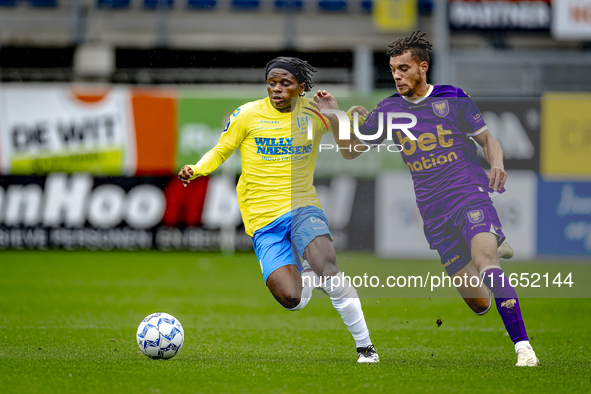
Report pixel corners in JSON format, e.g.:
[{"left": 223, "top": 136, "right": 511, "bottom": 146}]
[
  {"left": 287, "top": 297, "right": 310, "bottom": 311},
  {"left": 321, "top": 272, "right": 372, "bottom": 348},
  {"left": 515, "top": 340, "right": 532, "bottom": 353}
]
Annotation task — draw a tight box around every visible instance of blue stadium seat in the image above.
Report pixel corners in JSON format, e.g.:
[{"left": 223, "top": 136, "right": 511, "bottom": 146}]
[
  {"left": 418, "top": 0, "right": 433, "bottom": 15},
  {"left": 97, "top": 0, "right": 130, "bottom": 8},
  {"left": 29, "top": 0, "right": 57, "bottom": 6},
  {"left": 318, "top": 0, "right": 347, "bottom": 12},
  {"left": 0, "top": 0, "right": 16, "bottom": 6},
  {"left": 360, "top": 0, "right": 371, "bottom": 12},
  {"left": 274, "top": 0, "right": 302, "bottom": 11},
  {"left": 188, "top": 0, "right": 216, "bottom": 9},
  {"left": 231, "top": 0, "right": 259, "bottom": 10},
  {"left": 144, "top": 0, "right": 173, "bottom": 9}
]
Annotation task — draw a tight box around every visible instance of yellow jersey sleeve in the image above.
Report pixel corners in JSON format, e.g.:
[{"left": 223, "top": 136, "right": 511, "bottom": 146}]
[
  {"left": 187, "top": 107, "right": 247, "bottom": 179},
  {"left": 310, "top": 106, "right": 333, "bottom": 136}
]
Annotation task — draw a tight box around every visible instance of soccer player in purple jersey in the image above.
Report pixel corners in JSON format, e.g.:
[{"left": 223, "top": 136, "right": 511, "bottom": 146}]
[{"left": 313, "top": 31, "right": 539, "bottom": 366}]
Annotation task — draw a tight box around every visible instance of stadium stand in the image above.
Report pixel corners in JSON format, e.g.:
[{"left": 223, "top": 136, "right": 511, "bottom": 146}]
[
  {"left": 187, "top": 0, "right": 216, "bottom": 9},
  {"left": 0, "top": 0, "right": 588, "bottom": 95},
  {"left": 274, "top": 0, "right": 303, "bottom": 11},
  {"left": 318, "top": 0, "right": 346, "bottom": 12},
  {"left": 143, "top": 0, "right": 174, "bottom": 9},
  {"left": 231, "top": 0, "right": 260, "bottom": 10},
  {"left": 97, "top": 0, "right": 131, "bottom": 9}
]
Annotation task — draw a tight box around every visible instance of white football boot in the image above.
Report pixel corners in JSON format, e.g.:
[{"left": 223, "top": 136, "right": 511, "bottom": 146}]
[
  {"left": 516, "top": 344, "right": 540, "bottom": 367},
  {"left": 357, "top": 345, "right": 379, "bottom": 363},
  {"left": 497, "top": 242, "right": 515, "bottom": 260}
]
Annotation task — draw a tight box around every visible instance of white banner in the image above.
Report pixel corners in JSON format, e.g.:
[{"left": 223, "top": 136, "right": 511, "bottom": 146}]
[
  {"left": 375, "top": 171, "right": 438, "bottom": 259},
  {"left": 491, "top": 171, "right": 537, "bottom": 260},
  {"left": 552, "top": 0, "right": 591, "bottom": 40},
  {"left": 0, "top": 86, "right": 137, "bottom": 175},
  {"left": 449, "top": 0, "right": 551, "bottom": 30},
  {"left": 375, "top": 170, "right": 537, "bottom": 261}
]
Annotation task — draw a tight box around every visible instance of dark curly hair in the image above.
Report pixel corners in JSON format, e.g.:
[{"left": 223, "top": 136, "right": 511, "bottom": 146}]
[
  {"left": 387, "top": 30, "right": 433, "bottom": 65},
  {"left": 265, "top": 56, "right": 317, "bottom": 95}
]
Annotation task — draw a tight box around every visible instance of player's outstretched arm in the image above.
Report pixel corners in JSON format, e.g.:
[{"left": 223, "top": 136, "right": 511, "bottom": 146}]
[
  {"left": 177, "top": 144, "right": 235, "bottom": 187},
  {"left": 178, "top": 105, "right": 246, "bottom": 187},
  {"left": 310, "top": 90, "right": 362, "bottom": 160},
  {"left": 473, "top": 129, "right": 507, "bottom": 191}
]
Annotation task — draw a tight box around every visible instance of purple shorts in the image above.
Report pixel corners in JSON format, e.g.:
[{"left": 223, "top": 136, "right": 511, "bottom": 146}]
[{"left": 423, "top": 200, "right": 506, "bottom": 276}]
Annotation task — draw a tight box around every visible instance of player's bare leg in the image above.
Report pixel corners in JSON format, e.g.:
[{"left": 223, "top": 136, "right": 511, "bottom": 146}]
[
  {"left": 303, "top": 235, "right": 378, "bottom": 363},
  {"left": 266, "top": 259, "right": 321, "bottom": 313},
  {"left": 266, "top": 265, "right": 303, "bottom": 309},
  {"left": 471, "top": 232, "right": 539, "bottom": 366},
  {"left": 452, "top": 262, "right": 491, "bottom": 315}
]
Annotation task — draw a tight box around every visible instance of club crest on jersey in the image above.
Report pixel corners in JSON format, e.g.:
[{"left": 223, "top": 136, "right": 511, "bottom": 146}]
[
  {"left": 467, "top": 209, "right": 484, "bottom": 224},
  {"left": 432, "top": 100, "right": 449, "bottom": 117},
  {"left": 296, "top": 116, "right": 309, "bottom": 133}
]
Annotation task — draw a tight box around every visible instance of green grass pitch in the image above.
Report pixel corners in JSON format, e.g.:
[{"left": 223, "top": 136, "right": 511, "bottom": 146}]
[{"left": 1, "top": 251, "right": 589, "bottom": 393}]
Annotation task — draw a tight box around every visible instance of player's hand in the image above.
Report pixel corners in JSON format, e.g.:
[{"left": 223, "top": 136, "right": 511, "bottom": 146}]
[
  {"left": 349, "top": 106, "right": 369, "bottom": 118},
  {"left": 309, "top": 90, "right": 338, "bottom": 111},
  {"left": 178, "top": 165, "right": 195, "bottom": 188},
  {"left": 489, "top": 166, "right": 507, "bottom": 192}
]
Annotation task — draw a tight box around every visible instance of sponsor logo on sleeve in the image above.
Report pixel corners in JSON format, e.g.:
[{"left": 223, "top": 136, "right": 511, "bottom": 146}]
[
  {"left": 223, "top": 108, "right": 241, "bottom": 133},
  {"left": 500, "top": 299, "right": 517, "bottom": 308},
  {"left": 222, "top": 118, "right": 231, "bottom": 133}
]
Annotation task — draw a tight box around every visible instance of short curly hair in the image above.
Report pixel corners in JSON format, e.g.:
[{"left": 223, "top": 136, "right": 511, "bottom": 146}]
[{"left": 387, "top": 30, "right": 433, "bottom": 65}]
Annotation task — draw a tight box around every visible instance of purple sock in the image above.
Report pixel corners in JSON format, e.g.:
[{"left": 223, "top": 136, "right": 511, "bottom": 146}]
[{"left": 482, "top": 267, "right": 529, "bottom": 344}]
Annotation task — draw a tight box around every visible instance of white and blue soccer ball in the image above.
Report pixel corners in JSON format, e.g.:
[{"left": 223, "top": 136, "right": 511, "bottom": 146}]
[{"left": 136, "top": 312, "right": 184, "bottom": 359}]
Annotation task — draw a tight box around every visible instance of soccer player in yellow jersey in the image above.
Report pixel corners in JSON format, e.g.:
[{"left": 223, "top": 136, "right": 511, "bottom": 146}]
[{"left": 177, "top": 57, "right": 378, "bottom": 363}]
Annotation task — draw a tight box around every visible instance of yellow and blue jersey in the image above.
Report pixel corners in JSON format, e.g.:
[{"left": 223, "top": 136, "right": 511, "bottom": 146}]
[{"left": 188, "top": 97, "right": 331, "bottom": 236}]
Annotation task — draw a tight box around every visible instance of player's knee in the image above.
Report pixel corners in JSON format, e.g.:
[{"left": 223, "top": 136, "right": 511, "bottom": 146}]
[
  {"left": 478, "top": 245, "right": 500, "bottom": 264},
  {"left": 274, "top": 294, "right": 301, "bottom": 310},
  {"left": 472, "top": 234, "right": 499, "bottom": 263}
]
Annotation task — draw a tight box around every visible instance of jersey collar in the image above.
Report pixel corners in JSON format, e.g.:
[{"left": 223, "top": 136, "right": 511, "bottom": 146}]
[{"left": 401, "top": 84, "right": 433, "bottom": 104}]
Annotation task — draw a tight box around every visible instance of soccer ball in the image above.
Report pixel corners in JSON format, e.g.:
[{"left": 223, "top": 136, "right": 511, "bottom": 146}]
[{"left": 136, "top": 312, "right": 184, "bottom": 359}]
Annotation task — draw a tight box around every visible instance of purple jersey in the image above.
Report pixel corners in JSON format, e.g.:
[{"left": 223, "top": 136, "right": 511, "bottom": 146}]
[{"left": 358, "top": 85, "right": 503, "bottom": 224}]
